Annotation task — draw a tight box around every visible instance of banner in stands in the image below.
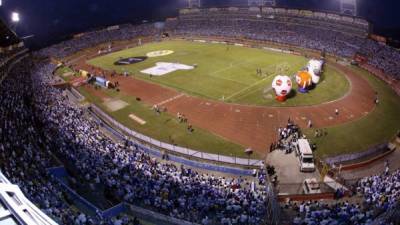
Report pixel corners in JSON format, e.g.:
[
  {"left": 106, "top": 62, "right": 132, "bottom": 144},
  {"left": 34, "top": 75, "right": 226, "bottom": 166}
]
[
  {"left": 73, "top": 33, "right": 85, "bottom": 39},
  {"left": 354, "top": 54, "right": 368, "bottom": 63},
  {"left": 0, "top": 42, "right": 24, "bottom": 53},
  {"left": 370, "top": 34, "right": 387, "bottom": 44},
  {"left": 107, "top": 25, "right": 119, "bottom": 31},
  {"left": 165, "top": 17, "right": 178, "bottom": 21}
]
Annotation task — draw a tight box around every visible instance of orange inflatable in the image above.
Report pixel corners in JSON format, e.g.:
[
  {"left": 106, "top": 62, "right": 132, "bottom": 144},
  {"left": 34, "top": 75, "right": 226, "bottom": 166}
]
[{"left": 296, "top": 71, "right": 312, "bottom": 93}]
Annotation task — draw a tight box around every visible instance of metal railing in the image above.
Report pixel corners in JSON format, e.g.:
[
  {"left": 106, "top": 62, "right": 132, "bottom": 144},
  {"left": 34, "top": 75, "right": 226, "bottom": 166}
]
[{"left": 89, "top": 104, "right": 264, "bottom": 167}]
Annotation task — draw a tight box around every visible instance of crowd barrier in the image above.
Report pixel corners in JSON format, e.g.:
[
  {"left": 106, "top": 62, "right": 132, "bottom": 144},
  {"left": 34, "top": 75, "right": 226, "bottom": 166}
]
[
  {"left": 127, "top": 204, "right": 199, "bottom": 225},
  {"left": 47, "top": 167, "right": 202, "bottom": 224},
  {"left": 87, "top": 108, "right": 254, "bottom": 176},
  {"left": 0, "top": 51, "right": 29, "bottom": 84},
  {"left": 89, "top": 104, "right": 264, "bottom": 167},
  {"left": 359, "top": 63, "right": 400, "bottom": 96},
  {"left": 88, "top": 106, "right": 280, "bottom": 224},
  {"left": 48, "top": 167, "right": 111, "bottom": 217},
  {"left": 101, "top": 203, "right": 127, "bottom": 219},
  {"left": 325, "top": 143, "right": 389, "bottom": 165}
]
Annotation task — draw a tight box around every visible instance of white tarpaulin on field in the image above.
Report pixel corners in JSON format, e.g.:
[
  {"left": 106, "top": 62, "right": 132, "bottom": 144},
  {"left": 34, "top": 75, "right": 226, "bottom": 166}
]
[{"left": 140, "top": 62, "right": 194, "bottom": 76}]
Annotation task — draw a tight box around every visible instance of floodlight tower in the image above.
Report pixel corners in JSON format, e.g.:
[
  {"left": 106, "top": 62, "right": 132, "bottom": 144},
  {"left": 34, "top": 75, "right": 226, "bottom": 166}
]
[
  {"left": 187, "top": 0, "right": 201, "bottom": 8},
  {"left": 9, "top": 11, "right": 20, "bottom": 35},
  {"left": 248, "top": 0, "right": 276, "bottom": 7},
  {"left": 340, "top": 0, "right": 357, "bottom": 16}
]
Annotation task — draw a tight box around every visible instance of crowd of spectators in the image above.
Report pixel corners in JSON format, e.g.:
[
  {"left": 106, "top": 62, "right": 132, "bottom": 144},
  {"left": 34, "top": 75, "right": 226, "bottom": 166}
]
[
  {"left": 0, "top": 59, "right": 143, "bottom": 225},
  {"left": 35, "top": 15, "right": 400, "bottom": 81},
  {"left": 168, "top": 17, "right": 364, "bottom": 58},
  {"left": 356, "top": 169, "right": 400, "bottom": 212},
  {"left": 0, "top": 47, "right": 25, "bottom": 65},
  {"left": 38, "top": 23, "right": 158, "bottom": 59},
  {"left": 0, "top": 59, "right": 95, "bottom": 224},
  {"left": 0, "top": 51, "right": 11, "bottom": 65},
  {"left": 283, "top": 168, "right": 400, "bottom": 225},
  {"left": 359, "top": 39, "right": 400, "bottom": 79},
  {"left": 0, "top": 55, "right": 270, "bottom": 224},
  {"left": 1, "top": 14, "right": 399, "bottom": 225},
  {"left": 36, "top": 61, "right": 269, "bottom": 224},
  {"left": 167, "top": 14, "right": 400, "bottom": 80},
  {"left": 269, "top": 119, "right": 301, "bottom": 154}
]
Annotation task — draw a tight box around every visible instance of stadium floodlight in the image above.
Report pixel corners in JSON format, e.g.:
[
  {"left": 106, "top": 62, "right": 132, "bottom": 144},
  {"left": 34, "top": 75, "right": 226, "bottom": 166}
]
[{"left": 11, "top": 12, "right": 20, "bottom": 22}]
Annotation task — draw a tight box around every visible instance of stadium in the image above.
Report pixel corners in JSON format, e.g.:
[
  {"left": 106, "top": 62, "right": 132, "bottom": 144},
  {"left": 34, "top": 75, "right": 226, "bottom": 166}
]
[{"left": 0, "top": 0, "right": 400, "bottom": 224}]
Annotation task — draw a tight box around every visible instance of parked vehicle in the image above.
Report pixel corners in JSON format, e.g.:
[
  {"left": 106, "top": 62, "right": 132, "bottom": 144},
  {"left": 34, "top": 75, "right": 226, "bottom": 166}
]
[{"left": 296, "top": 139, "right": 316, "bottom": 172}]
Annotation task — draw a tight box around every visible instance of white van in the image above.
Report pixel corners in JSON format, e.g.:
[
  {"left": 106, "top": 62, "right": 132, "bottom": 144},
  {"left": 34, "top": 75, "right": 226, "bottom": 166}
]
[{"left": 296, "top": 139, "right": 316, "bottom": 172}]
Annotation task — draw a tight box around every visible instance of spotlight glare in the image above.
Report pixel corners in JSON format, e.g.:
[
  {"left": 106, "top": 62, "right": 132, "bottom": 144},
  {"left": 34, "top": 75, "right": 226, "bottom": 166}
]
[{"left": 11, "top": 12, "right": 20, "bottom": 22}]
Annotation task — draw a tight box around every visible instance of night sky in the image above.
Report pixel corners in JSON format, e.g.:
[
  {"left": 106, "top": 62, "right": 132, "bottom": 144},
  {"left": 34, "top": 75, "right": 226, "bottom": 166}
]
[{"left": 0, "top": 0, "right": 400, "bottom": 48}]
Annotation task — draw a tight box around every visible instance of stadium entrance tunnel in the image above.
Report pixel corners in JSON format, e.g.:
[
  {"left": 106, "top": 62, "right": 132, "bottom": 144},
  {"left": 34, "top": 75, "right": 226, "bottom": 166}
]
[{"left": 114, "top": 56, "right": 147, "bottom": 65}]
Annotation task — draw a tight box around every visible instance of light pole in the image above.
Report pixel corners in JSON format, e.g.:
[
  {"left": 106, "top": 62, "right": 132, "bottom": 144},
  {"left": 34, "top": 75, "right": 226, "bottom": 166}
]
[{"left": 10, "top": 12, "right": 20, "bottom": 36}]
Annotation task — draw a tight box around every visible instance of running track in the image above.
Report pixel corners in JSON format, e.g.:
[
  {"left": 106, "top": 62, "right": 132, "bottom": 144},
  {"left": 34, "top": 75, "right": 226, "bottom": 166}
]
[{"left": 72, "top": 49, "right": 375, "bottom": 157}]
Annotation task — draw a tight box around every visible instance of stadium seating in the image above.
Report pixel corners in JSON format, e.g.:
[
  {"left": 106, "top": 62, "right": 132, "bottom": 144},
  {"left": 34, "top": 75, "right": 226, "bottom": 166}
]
[
  {"left": 0, "top": 7, "right": 399, "bottom": 225},
  {"left": 166, "top": 8, "right": 400, "bottom": 81},
  {"left": 38, "top": 24, "right": 158, "bottom": 59}
]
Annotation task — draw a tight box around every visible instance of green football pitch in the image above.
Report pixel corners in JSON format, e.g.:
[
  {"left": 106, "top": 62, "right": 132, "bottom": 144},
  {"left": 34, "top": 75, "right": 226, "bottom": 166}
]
[
  {"left": 80, "top": 40, "right": 400, "bottom": 160},
  {"left": 88, "top": 40, "right": 349, "bottom": 106}
]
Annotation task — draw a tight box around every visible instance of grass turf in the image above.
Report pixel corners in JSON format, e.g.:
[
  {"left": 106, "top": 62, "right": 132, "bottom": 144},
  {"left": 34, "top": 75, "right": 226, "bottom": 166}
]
[
  {"left": 79, "top": 40, "right": 400, "bottom": 160},
  {"left": 78, "top": 86, "right": 255, "bottom": 159},
  {"left": 87, "top": 40, "right": 349, "bottom": 106},
  {"left": 54, "top": 66, "right": 76, "bottom": 82},
  {"left": 304, "top": 66, "right": 400, "bottom": 159}
]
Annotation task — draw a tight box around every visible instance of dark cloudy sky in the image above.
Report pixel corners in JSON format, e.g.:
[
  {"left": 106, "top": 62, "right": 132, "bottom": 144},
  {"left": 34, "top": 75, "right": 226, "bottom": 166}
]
[{"left": 0, "top": 0, "right": 399, "bottom": 48}]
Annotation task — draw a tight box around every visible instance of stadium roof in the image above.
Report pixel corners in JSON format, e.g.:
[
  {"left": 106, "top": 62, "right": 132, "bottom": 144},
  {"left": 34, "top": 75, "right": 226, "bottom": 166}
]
[
  {"left": 0, "top": 171, "right": 58, "bottom": 225},
  {"left": 0, "top": 18, "right": 19, "bottom": 47}
]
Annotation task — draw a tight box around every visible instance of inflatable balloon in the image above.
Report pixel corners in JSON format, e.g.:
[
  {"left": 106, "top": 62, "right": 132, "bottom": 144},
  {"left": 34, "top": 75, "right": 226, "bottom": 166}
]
[
  {"left": 296, "top": 71, "right": 312, "bottom": 93},
  {"left": 272, "top": 75, "right": 292, "bottom": 102},
  {"left": 307, "top": 59, "right": 324, "bottom": 84}
]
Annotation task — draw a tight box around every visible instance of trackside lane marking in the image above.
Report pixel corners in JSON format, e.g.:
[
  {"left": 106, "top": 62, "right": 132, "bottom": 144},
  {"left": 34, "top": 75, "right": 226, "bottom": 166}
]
[{"left": 156, "top": 93, "right": 185, "bottom": 106}]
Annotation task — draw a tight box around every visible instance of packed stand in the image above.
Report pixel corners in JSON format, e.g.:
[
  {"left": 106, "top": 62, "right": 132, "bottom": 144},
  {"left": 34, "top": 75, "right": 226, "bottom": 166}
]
[
  {"left": 0, "top": 47, "right": 25, "bottom": 66},
  {"left": 0, "top": 59, "right": 141, "bottom": 225},
  {"left": 284, "top": 168, "right": 400, "bottom": 225},
  {"left": 38, "top": 23, "right": 158, "bottom": 59},
  {"left": 357, "top": 38, "right": 400, "bottom": 79},
  {"left": 356, "top": 169, "right": 400, "bottom": 213},
  {"left": 0, "top": 56, "right": 272, "bottom": 224},
  {"left": 0, "top": 60, "right": 93, "bottom": 224},
  {"left": 2, "top": 14, "right": 399, "bottom": 225},
  {"left": 168, "top": 14, "right": 400, "bottom": 80},
  {"left": 169, "top": 17, "right": 364, "bottom": 58}
]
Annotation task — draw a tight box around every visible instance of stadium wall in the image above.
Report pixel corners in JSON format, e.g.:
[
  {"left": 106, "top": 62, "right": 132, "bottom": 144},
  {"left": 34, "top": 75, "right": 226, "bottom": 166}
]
[{"left": 89, "top": 104, "right": 263, "bottom": 167}]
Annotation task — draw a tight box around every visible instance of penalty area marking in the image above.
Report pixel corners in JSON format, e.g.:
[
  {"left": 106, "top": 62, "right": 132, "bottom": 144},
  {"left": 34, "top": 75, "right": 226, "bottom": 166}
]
[{"left": 224, "top": 77, "right": 270, "bottom": 101}]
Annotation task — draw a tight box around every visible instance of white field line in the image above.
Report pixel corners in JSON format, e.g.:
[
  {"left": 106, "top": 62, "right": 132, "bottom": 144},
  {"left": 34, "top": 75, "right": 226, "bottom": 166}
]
[
  {"left": 223, "top": 61, "right": 293, "bottom": 101},
  {"left": 205, "top": 58, "right": 265, "bottom": 85},
  {"left": 204, "top": 73, "right": 248, "bottom": 85},
  {"left": 225, "top": 77, "right": 270, "bottom": 100},
  {"left": 157, "top": 93, "right": 185, "bottom": 106},
  {"left": 209, "top": 60, "right": 247, "bottom": 75},
  {"left": 237, "top": 84, "right": 273, "bottom": 100}
]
